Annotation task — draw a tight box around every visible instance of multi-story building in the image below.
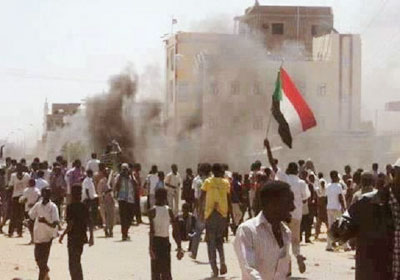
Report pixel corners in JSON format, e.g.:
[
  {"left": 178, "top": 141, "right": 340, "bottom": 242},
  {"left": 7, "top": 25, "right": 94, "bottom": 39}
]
[
  {"left": 45, "top": 103, "right": 81, "bottom": 131},
  {"left": 162, "top": 4, "right": 375, "bottom": 172}
]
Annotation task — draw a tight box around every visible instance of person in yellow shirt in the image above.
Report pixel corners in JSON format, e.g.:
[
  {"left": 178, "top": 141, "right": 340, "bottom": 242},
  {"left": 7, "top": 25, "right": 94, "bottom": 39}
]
[{"left": 199, "top": 163, "right": 231, "bottom": 278}]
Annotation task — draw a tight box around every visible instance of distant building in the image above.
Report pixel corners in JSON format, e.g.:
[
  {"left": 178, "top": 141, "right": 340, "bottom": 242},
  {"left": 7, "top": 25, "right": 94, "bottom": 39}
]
[{"left": 46, "top": 103, "right": 81, "bottom": 131}]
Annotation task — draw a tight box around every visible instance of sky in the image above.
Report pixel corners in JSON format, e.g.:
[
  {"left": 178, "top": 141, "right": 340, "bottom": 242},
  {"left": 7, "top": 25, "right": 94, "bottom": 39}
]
[{"left": 0, "top": 0, "right": 396, "bottom": 143}]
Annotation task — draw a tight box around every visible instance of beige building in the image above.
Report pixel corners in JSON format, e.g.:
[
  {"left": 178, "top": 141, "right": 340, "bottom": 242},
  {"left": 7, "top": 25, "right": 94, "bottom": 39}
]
[
  {"left": 45, "top": 103, "right": 81, "bottom": 132},
  {"left": 163, "top": 4, "right": 371, "bottom": 172}
]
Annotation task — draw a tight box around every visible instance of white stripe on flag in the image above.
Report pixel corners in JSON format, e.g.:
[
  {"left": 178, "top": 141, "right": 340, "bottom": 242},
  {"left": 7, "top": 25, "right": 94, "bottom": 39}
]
[{"left": 280, "top": 89, "right": 303, "bottom": 135}]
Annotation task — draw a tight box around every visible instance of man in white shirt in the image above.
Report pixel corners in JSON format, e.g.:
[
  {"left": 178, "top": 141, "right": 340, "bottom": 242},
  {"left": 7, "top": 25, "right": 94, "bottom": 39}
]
[
  {"left": 8, "top": 164, "right": 31, "bottom": 237},
  {"left": 82, "top": 170, "right": 97, "bottom": 202},
  {"left": 145, "top": 165, "right": 159, "bottom": 209},
  {"left": 326, "top": 170, "right": 347, "bottom": 251},
  {"left": 29, "top": 188, "right": 59, "bottom": 280},
  {"left": 36, "top": 170, "right": 50, "bottom": 192},
  {"left": 165, "top": 164, "right": 182, "bottom": 216},
  {"left": 86, "top": 153, "right": 100, "bottom": 173},
  {"left": 22, "top": 179, "right": 41, "bottom": 243},
  {"left": 264, "top": 139, "right": 308, "bottom": 273},
  {"left": 234, "top": 181, "right": 297, "bottom": 280},
  {"left": 82, "top": 169, "right": 98, "bottom": 227}
]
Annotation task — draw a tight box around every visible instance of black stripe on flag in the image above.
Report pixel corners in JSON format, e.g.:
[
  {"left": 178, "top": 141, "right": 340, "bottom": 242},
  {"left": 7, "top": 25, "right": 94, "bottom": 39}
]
[{"left": 271, "top": 98, "right": 293, "bottom": 149}]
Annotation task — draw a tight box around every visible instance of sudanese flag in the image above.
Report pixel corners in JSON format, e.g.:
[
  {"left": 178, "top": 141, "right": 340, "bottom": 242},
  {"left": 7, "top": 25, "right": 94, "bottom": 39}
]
[{"left": 272, "top": 68, "right": 317, "bottom": 148}]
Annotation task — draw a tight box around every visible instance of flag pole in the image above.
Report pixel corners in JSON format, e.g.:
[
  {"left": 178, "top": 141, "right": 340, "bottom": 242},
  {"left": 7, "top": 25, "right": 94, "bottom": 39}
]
[{"left": 266, "top": 58, "right": 285, "bottom": 137}]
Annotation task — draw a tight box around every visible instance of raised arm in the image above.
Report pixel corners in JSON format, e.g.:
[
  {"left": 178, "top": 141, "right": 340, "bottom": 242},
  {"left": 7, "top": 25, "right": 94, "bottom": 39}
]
[{"left": 264, "top": 138, "right": 278, "bottom": 173}]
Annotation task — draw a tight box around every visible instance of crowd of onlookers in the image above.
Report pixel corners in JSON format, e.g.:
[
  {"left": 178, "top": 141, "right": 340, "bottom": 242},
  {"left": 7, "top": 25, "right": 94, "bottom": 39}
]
[{"left": 0, "top": 140, "right": 396, "bottom": 279}]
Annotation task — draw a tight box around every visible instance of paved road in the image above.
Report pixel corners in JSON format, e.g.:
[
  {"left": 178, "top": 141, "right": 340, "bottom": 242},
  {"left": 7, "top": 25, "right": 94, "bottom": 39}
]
[{"left": 0, "top": 219, "right": 355, "bottom": 280}]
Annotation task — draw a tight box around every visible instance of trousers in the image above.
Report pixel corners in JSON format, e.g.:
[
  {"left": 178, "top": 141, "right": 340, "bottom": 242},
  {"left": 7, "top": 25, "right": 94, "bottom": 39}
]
[
  {"left": 205, "top": 211, "right": 227, "bottom": 273},
  {"left": 68, "top": 242, "right": 84, "bottom": 280},
  {"left": 9, "top": 196, "right": 24, "bottom": 236},
  {"left": 118, "top": 200, "right": 134, "bottom": 238},
  {"left": 287, "top": 218, "right": 301, "bottom": 256},
  {"left": 34, "top": 241, "right": 52, "bottom": 280}
]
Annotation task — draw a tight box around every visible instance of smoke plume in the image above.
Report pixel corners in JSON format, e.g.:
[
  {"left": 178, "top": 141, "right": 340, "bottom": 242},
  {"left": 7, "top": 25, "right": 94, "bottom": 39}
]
[{"left": 86, "top": 71, "right": 137, "bottom": 161}]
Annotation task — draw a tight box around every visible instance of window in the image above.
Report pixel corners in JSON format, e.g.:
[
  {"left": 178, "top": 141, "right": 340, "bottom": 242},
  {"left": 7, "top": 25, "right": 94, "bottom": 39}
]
[
  {"left": 318, "top": 84, "right": 327, "bottom": 96},
  {"left": 311, "top": 25, "right": 318, "bottom": 36},
  {"left": 210, "top": 82, "right": 219, "bottom": 95},
  {"left": 252, "top": 82, "right": 261, "bottom": 95},
  {"left": 262, "top": 23, "right": 269, "bottom": 30},
  {"left": 230, "top": 81, "right": 240, "bottom": 95},
  {"left": 253, "top": 116, "right": 263, "bottom": 130},
  {"left": 208, "top": 117, "right": 218, "bottom": 129},
  {"left": 272, "top": 23, "right": 284, "bottom": 35},
  {"left": 232, "top": 115, "right": 241, "bottom": 125}
]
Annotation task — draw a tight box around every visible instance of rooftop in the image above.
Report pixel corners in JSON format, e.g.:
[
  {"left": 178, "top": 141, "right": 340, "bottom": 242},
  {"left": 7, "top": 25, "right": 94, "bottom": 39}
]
[{"left": 244, "top": 5, "right": 333, "bottom": 17}]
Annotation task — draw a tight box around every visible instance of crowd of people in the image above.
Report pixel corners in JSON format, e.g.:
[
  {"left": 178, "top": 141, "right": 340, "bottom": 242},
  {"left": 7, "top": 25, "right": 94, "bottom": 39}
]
[{"left": 0, "top": 138, "right": 398, "bottom": 280}]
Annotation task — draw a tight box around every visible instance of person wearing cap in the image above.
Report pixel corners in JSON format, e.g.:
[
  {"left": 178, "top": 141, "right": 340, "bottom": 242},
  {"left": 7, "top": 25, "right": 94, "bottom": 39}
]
[
  {"left": 114, "top": 163, "right": 136, "bottom": 241},
  {"left": 329, "top": 159, "right": 400, "bottom": 280}
]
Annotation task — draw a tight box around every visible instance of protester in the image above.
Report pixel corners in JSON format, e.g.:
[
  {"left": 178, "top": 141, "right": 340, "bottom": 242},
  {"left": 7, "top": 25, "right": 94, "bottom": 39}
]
[
  {"left": 132, "top": 163, "right": 143, "bottom": 224},
  {"left": 9, "top": 163, "right": 31, "bottom": 237},
  {"left": 342, "top": 165, "right": 352, "bottom": 183},
  {"left": 148, "top": 187, "right": 183, "bottom": 280},
  {"left": 329, "top": 159, "right": 400, "bottom": 280},
  {"left": 35, "top": 170, "right": 49, "bottom": 192},
  {"left": 230, "top": 172, "right": 243, "bottom": 235},
  {"left": 49, "top": 166, "right": 66, "bottom": 218},
  {"left": 176, "top": 202, "right": 196, "bottom": 242},
  {"left": 97, "top": 168, "right": 115, "bottom": 237},
  {"left": 264, "top": 138, "right": 308, "bottom": 272},
  {"left": 145, "top": 165, "right": 159, "bottom": 209},
  {"left": 65, "top": 160, "right": 84, "bottom": 203},
  {"left": 199, "top": 163, "right": 231, "bottom": 277},
  {"left": 351, "top": 172, "right": 375, "bottom": 205},
  {"left": 315, "top": 178, "right": 328, "bottom": 240},
  {"left": 101, "top": 140, "right": 122, "bottom": 171},
  {"left": 22, "top": 178, "right": 41, "bottom": 244},
  {"left": 86, "top": 153, "right": 100, "bottom": 173},
  {"left": 326, "top": 171, "right": 349, "bottom": 251},
  {"left": 300, "top": 172, "right": 317, "bottom": 244},
  {"left": 181, "top": 168, "right": 194, "bottom": 212},
  {"left": 60, "top": 184, "right": 94, "bottom": 280},
  {"left": 234, "top": 181, "right": 296, "bottom": 279},
  {"left": 29, "top": 188, "right": 59, "bottom": 280},
  {"left": 372, "top": 162, "right": 379, "bottom": 185},
  {"left": 156, "top": 171, "right": 165, "bottom": 189},
  {"left": 189, "top": 163, "right": 208, "bottom": 260},
  {"left": 165, "top": 164, "right": 182, "bottom": 216},
  {"left": 82, "top": 169, "right": 98, "bottom": 228},
  {"left": 115, "top": 163, "right": 136, "bottom": 241},
  {"left": 0, "top": 158, "right": 14, "bottom": 233}
]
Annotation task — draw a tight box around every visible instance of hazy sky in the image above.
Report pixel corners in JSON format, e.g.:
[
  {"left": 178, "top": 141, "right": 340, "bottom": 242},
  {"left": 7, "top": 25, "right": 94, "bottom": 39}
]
[{"left": 0, "top": 0, "right": 392, "bottom": 142}]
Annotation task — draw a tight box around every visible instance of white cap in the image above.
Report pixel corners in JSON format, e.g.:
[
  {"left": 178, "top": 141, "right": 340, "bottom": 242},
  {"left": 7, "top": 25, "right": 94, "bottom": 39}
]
[
  {"left": 121, "top": 163, "right": 129, "bottom": 169},
  {"left": 394, "top": 159, "right": 400, "bottom": 168}
]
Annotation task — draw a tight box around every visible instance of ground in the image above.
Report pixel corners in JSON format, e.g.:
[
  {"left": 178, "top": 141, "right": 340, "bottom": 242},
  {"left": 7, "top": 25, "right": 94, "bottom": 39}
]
[{"left": 0, "top": 219, "right": 355, "bottom": 280}]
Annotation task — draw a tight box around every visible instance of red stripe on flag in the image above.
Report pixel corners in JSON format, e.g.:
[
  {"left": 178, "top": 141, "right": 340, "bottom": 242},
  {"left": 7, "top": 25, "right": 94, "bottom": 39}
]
[{"left": 280, "top": 68, "right": 317, "bottom": 131}]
